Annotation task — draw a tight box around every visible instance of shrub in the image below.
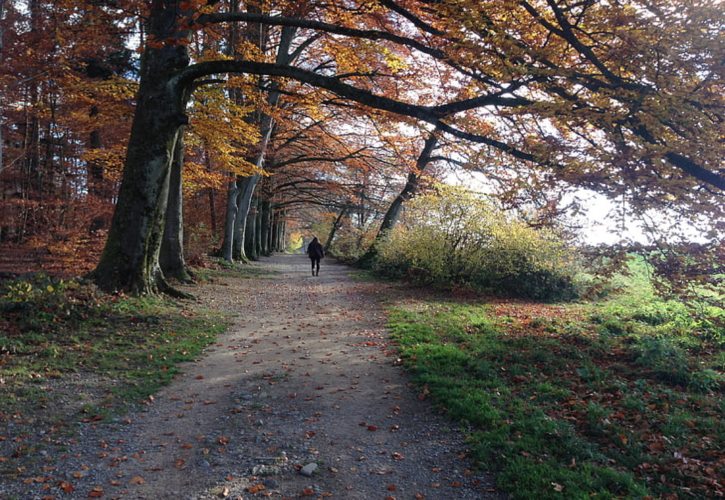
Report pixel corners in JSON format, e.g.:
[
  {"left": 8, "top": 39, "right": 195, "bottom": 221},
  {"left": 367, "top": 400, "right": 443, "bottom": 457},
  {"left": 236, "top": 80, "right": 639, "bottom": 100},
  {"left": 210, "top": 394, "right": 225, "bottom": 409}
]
[
  {"left": 374, "top": 185, "right": 578, "bottom": 300},
  {"left": 329, "top": 225, "right": 376, "bottom": 262}
]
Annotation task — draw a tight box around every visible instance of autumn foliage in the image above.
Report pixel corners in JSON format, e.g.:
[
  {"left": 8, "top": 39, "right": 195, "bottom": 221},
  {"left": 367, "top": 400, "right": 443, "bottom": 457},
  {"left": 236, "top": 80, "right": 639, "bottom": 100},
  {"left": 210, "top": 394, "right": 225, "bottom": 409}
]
[{"left": 375, "top": 185, "right": 578, "bottom": 300}]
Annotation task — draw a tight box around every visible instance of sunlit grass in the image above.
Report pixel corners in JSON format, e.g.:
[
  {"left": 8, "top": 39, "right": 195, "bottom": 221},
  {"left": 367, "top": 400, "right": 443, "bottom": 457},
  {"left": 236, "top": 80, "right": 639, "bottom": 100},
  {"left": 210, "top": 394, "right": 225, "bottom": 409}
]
[{"left": 388, "top": 262, "right": 723, "bottom": 498}]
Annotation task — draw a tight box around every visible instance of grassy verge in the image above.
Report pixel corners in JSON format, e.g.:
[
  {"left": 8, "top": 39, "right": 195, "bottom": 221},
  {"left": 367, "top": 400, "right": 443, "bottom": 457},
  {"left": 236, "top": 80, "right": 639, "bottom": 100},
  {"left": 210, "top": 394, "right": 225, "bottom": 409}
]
[
  {"left": 388, "top": 268, "right": 723, "bottom": 498},
  {"left": 0, "top": 273, "right": 229, "bottom": 467}
]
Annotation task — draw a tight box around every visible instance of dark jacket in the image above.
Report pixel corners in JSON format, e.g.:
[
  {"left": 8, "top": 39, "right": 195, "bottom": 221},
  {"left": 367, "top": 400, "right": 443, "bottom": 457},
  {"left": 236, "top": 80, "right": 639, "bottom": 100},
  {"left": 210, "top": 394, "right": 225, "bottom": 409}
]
[{"left": 307, "top": 239, "right": 325, "bottom": 259}]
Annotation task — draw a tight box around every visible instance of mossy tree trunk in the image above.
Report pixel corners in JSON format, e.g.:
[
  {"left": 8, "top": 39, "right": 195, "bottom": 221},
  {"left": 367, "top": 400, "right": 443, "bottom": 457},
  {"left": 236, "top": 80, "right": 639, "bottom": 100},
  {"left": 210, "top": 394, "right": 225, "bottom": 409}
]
[{"left": 92, "top": 1, "right": 191, "bottom": 294}]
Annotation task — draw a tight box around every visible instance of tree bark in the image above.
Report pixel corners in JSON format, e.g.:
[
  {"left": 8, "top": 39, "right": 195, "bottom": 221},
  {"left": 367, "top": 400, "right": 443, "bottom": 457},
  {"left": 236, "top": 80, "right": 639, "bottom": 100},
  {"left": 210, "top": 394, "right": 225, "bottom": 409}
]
[
  {"left": 92, "top": 1, "right": 191, "bottom": 293},
  {"left": 160, "top": 130, "right": 192, "bottom": 282},
  {"left": 254, "top": 197, "right": 263, "bottom": 257},
  {"left": 244, "top": 195, "right": 258, "bottom": 260},
  {"left": 221, "top": 176, "right": 241, "bottom": 261},
  {"left": 260, "top": 198, "right": 271, "bottom": 256}
]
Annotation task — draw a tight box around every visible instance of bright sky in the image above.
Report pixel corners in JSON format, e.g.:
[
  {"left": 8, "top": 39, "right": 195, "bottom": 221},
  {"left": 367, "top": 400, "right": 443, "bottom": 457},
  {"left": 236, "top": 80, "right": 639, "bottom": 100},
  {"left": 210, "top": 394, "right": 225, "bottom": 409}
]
[{"left": 446, "top": 170, "right": 712, "bottom": 246}]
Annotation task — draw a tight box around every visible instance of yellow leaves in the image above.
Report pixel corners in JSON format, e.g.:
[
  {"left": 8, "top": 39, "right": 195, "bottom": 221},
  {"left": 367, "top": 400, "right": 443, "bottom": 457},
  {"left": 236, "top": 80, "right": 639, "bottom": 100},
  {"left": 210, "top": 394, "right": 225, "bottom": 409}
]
[
  {"left": 381, "top": 47, "right": 408, "bottom": 74},
  {"left": 182, "top": 161, "right": 228, "bottom": 195},
  {"left": 81, "top": 146, "right": 127, "bottom": 182},
  {"left": 184, "top": 85, "right": 261, "bottom": 184}
]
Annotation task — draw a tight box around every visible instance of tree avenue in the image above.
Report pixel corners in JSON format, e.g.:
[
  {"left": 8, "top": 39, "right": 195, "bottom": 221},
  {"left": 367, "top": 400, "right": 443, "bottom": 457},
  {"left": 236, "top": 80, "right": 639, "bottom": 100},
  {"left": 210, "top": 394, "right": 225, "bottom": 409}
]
[{"left": 1, "top": 0, "right": 721, "bottom": 293}]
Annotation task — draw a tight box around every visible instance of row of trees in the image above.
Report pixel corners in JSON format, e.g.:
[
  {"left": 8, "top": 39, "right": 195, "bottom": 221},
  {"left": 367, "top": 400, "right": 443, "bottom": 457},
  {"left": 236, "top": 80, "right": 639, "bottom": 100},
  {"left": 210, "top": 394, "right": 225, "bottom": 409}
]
[{"left": 1, "top": 0, "right": 721, "bottom": 293}]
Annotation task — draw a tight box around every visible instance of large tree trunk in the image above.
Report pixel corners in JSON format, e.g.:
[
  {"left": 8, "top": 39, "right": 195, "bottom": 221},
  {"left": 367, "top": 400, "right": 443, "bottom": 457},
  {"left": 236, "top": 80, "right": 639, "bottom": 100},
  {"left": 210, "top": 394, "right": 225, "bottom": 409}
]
[
  {"left": 160, "top": 130, "right": 192, "bottom": 282},
  {"left": 92, "top": 1, "right": 191, "bottom": 294}
]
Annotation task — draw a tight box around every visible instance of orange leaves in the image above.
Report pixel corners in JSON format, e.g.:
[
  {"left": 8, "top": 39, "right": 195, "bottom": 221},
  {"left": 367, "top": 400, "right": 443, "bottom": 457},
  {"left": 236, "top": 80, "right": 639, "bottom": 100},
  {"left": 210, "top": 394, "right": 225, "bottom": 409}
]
[
  {"left": 88, "top": 486, "right": 104, "bottom": 497},
  {"left": 246, "top": 483, "right": 266, "bottom": 494},
  {"left": 58, "top": 481, "right": 75, "bottom": 493}
]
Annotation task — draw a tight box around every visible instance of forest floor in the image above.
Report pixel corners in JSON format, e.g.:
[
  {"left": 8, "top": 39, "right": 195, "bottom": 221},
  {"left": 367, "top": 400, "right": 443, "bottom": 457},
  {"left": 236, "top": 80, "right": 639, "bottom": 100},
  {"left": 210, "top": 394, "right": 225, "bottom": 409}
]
[{"left": 1, "top": 254, "right": 500, "bottom": 499}]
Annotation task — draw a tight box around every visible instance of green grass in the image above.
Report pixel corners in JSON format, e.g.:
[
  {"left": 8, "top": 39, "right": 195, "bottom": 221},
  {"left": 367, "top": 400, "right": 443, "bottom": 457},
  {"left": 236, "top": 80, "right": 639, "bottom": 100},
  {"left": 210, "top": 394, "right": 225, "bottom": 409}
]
[
  {"left": 0, "top": 274, "right": 229, "bottom": 422},
  {"left": 387, "top": 261, "right": 723, "bottom": 498}
]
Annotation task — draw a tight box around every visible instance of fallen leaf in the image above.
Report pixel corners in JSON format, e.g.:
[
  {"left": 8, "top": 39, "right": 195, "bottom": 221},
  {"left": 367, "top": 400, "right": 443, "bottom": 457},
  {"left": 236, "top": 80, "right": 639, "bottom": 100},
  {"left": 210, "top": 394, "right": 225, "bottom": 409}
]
[
  {"left": 387, "top": 483, "right": 397, "bottom": 491},
  {"left": 88, "top": 486, "right": 104, "bottom": 497},
  {"left": 246, "top": 483, "right": 265, "bottom": 494},
  {"left": 552, "top": 482, "right": 564, "bottom": 492},
  {"left": 174, "top": 458, "right": 185, "bottom": 469},
  {"left": 59, "top": 481, "right": 74, "bottom": 493},
  {"left": 130, "top": 476, "right": 145, "bottom": 485},
  {"left": 391, "top": 452, "right": 404, "bottom": 461},
  {"left": 367, "top": 425, "right": 378, "bottom": 432}
]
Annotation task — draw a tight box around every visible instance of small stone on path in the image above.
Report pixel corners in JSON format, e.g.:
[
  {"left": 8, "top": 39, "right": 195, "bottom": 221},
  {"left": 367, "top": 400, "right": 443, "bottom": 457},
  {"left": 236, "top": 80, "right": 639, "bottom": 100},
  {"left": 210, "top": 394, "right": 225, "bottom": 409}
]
[{"left": 300, "top": 463, "right": 318, "bottom": 477}]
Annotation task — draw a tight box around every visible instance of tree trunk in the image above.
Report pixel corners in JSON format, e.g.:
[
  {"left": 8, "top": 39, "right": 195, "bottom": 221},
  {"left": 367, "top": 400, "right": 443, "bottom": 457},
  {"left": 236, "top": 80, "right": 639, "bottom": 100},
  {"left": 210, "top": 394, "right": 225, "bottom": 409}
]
[
  {"left": 160, "top": 130, "right": 192, "bottom": 282},
  {"left": 324, "top": 206, "right": 348, "bottom": 251},
  {"left": 244, "top": 195, "right": 258, "bottom": 260},
  {"left": 360, "top": 131, "right": 438, "bottom": 265},
  {"left": 254, "top": 198, "right": 263, "bottom": 257},
  {"left": 270, "top": 209, "right": 278, "bottom": 252},
  {"left": 260, "top": 198, "right": 271, "bottom": 256},
  {"left": 205, "top": 148, "right": 217, "bottom": 235},
  {"left": 88, "top": 106, "right": 105, "bottom": 198},
  {"left": 280, "top": 215, "right": 287, "bottom": 252},
  {"left": 92, "top": 1, "right": 191, "bottom": 294},
  {"left": 222, "top": 176, "right": 241, "bottom": 261}
]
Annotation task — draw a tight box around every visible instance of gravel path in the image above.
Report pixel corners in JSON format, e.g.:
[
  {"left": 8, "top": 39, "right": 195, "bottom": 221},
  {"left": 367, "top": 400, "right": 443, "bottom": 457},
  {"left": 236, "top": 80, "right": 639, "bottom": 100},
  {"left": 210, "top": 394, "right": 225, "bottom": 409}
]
[{"left": 4, "top": 255, "right": 501, "bottom": 499}]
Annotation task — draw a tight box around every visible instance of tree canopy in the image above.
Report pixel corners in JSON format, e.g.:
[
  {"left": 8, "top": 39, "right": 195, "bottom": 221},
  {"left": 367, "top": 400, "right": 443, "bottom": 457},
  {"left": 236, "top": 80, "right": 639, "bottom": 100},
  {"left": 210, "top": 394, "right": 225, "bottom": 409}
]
[{"left": 0, "top": 0, "right": 721, "bottom": 291}]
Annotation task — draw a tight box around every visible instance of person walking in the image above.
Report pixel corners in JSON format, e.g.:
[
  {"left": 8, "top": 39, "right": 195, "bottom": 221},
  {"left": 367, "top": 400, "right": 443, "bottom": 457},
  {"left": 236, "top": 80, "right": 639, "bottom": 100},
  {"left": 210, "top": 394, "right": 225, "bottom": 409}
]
[{"left": 306, "top": 236, "right": 324, "bottom": 276}]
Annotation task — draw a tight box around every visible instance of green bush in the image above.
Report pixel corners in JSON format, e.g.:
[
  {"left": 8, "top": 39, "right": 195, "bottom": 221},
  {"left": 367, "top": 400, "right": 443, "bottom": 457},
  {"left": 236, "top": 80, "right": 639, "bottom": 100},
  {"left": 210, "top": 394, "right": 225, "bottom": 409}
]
[{"left": 374, "top": 185, "right": 578, "bottom": 300}]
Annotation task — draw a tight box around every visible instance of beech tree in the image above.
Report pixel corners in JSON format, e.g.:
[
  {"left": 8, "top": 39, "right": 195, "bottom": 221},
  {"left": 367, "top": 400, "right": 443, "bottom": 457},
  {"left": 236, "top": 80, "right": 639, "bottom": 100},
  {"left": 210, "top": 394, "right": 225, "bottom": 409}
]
[{"left": 80, "top": 0, "right": 721, "bottom": 293}]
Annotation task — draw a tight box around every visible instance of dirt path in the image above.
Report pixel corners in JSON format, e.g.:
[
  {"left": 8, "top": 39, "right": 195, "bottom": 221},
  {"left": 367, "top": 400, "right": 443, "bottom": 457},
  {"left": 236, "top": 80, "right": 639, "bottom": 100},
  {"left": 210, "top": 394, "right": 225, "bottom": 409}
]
[{"left": 11, "top": 255, "right": 500, "bottom": 499}]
